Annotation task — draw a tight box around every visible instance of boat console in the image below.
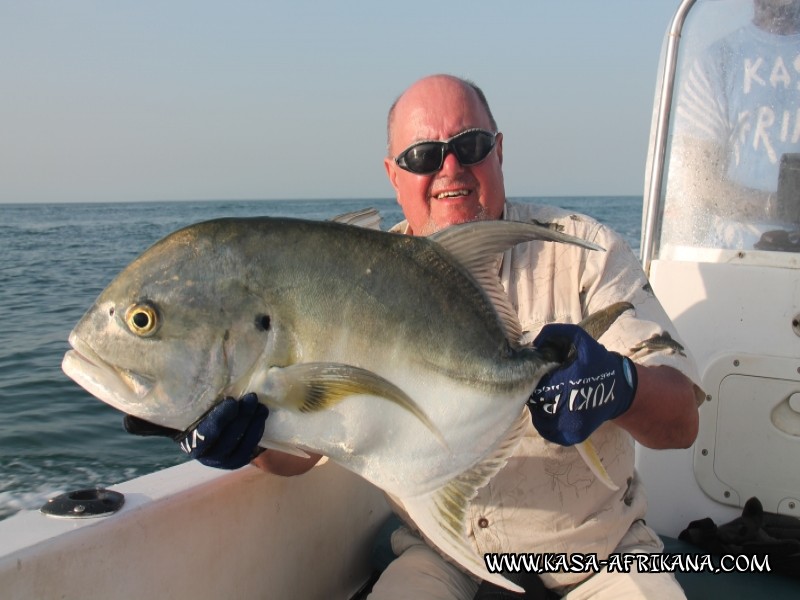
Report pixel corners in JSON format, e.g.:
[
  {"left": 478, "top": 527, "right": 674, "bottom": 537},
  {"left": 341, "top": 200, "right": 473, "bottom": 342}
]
[{"left": 639, "top": 0, "right": 800, "bottom": 573}]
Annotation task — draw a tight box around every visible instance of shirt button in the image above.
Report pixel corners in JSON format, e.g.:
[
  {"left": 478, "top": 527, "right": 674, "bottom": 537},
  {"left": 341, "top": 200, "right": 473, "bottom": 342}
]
[{"left": 477, "top": 517, "right": 489, "bottom": 528}]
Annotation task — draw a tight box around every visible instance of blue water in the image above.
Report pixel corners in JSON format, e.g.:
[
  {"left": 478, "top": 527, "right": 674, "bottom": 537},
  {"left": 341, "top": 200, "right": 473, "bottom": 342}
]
[{"left": 0, "top": 196, "right": 641, "bottom": 520}]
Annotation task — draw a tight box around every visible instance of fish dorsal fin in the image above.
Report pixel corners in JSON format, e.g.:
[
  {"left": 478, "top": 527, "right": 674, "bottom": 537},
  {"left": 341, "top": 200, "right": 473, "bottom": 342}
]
[
  {"left": 578, "top": 301, "right": 634, "bottom": 340},
  {"left": 397, "top": 411, "right": 529, "bottom": 593},
  {"left": 329, "top": 208, "right": 382, "bottom": 230},
  {"left": 430, "top": 220, "right": 603, "bottom": 347}
]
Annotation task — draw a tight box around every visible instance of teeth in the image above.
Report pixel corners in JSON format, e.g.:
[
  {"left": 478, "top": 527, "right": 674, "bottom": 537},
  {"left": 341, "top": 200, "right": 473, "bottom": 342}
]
[{"left": 436, "top": 189, "right": 469, "bottom": 199}]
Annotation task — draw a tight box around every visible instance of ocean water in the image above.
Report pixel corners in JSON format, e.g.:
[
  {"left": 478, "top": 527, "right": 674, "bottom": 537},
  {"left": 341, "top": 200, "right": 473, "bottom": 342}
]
[{"left": 0, "top": 195, "right": 642, "bottom": 521}]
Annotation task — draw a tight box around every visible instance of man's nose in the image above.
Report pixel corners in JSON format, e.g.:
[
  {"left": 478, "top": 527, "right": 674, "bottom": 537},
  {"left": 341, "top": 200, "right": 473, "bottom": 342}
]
[{"left": 439, "top": 150, "right": 464, "bottom": 175}]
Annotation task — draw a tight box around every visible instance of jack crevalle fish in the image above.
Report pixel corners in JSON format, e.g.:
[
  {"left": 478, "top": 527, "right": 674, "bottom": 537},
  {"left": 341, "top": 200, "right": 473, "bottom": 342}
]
[{"left": 62, "top": 214, "right": 627, "bottom": 592}]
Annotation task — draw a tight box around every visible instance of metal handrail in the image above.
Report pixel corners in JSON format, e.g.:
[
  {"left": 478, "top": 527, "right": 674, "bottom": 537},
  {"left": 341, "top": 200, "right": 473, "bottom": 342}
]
[{"left": 641, "top": 0, "right": 697, "bottom": 275}]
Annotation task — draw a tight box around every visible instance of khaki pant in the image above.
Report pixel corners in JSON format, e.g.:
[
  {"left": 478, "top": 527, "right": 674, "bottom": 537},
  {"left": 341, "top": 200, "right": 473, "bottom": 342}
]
[{"left": 368, "top": 520, "right": 686, "bottom": 600}]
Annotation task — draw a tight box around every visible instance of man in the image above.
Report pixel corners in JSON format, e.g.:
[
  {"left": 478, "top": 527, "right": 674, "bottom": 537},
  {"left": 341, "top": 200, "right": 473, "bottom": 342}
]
[
  {"left": 175, "top": 75, "right": 702, "bottom": 599},
  {"left": 666, "top": 0, "right": 800, "bottom": 247}
]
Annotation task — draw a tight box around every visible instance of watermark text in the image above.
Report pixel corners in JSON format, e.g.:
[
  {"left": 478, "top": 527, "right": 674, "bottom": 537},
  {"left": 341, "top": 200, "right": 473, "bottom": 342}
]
[{"left": 484, "top": 552, "right": 772, "bottom": 575}]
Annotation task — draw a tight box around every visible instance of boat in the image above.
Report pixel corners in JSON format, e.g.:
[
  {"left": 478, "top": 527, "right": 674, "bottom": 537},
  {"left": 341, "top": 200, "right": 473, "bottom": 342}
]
[
  {"left": 2, "top": 1, "right": 799, "bottom": 598},
  {"left": 634, "top": 0, "right": 800, "bottom": 595}
]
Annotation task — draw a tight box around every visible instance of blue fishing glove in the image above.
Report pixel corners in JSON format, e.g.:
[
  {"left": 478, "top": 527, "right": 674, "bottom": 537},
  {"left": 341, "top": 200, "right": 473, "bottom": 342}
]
[
  {"left": 528, "top": 324, "right": 637, "bottom": 446},
  {"left": 178, "top": 393, "right": 269, "bottom": 469}
]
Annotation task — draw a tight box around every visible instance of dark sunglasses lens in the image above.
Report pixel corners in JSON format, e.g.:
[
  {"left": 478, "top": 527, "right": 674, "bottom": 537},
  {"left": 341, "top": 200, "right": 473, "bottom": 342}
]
[
  {"left": 452, "top": 131, "right": 495, "bottom": 165},
  {"left": 402, "top": 143, "right": 444, "bottom": 174},
  {"left": 397, "top": 131, "right": 496, "bottom": 174}
]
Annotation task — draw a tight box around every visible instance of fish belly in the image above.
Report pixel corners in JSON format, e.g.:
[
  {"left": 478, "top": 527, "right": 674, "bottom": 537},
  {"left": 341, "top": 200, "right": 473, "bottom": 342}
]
[{"left": 259, "top": 368, "right": 529, "bottom": 498}]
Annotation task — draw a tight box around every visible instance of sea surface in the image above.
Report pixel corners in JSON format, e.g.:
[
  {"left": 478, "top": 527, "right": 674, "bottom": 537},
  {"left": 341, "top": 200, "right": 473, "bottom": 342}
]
[{"left": 0, "top": 195, "right": 642, "bottom": 521}]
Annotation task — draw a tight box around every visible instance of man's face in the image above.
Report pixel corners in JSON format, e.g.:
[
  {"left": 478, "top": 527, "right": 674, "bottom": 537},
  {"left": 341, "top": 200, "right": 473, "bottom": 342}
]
[
  {"left": 754, "top": 0, "right": 800, "bottom": 33},
  {"left": 384, "top": 77, "right": 506, "bottom": 236}
]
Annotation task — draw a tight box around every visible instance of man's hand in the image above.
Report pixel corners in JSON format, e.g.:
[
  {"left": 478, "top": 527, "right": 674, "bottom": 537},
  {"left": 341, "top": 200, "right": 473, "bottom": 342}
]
[
  {"left": 177, "top": 393, "right": 268, "bottom": 469},
  {"left": 528, "top": 324, "right": 637, "bottom": 446}
]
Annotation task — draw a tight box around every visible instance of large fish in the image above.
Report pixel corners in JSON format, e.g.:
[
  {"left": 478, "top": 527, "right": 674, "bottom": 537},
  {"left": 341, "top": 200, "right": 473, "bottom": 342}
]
[{"left": 62, "top": 214, "right": 628, "bottom": 592}]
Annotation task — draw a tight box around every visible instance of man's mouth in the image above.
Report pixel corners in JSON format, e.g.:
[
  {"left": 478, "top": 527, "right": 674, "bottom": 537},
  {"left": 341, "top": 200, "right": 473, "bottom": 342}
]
[{"left": 434, "top": 189, "right": 471, "bottom": 200}]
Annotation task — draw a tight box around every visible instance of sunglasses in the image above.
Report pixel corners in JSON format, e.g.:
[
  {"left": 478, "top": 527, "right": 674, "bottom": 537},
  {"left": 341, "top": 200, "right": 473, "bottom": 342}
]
[{"left": 394, "top": 128, "right": 498, "bottom": 175}]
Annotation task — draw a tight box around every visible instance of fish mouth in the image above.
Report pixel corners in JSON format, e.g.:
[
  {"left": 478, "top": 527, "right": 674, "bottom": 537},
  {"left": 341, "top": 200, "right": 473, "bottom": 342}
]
[{"left": 62, "top": 334, "right": 157, "bottom": 419}]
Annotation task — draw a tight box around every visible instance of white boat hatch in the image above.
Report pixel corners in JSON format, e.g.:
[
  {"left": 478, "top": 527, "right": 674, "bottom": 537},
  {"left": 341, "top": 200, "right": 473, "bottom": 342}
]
[{"left": 639, "top": 0, "right": 800, "bottom": 536}]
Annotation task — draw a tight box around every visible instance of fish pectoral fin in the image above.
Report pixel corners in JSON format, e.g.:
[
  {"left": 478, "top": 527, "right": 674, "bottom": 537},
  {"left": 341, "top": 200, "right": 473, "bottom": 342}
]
[
  {"left": 397, "top": 414, "right": 528, "bottom": 593},
  {"left": 576, "top": 439, "right": 619, "bottom": 491},
  {"left": 262, "top": 363, "right": 447, "bottom": 448}
]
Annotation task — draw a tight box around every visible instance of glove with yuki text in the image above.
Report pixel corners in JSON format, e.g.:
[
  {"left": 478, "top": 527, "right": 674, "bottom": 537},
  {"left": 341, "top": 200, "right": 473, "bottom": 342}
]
[
  {"left": 178, "top": 393, "right": 268, "bottom": 469},
  {"left": 527, "top": 324, "right": 637, "bottom": 446}
]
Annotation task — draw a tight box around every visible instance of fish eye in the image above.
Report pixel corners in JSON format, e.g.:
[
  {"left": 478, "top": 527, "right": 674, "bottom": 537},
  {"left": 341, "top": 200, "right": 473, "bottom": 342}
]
[
  {"left": 255, "top": 314, "right": 271, "bottom": 331},
  {"left": 125, "top": 303, "right": 160, "bottom": 337}
]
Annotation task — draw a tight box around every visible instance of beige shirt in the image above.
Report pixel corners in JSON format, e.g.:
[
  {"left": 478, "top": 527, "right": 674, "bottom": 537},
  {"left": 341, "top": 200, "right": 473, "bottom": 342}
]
[{"left": 391, "top": 201, "right": 702, "bottom": 588}]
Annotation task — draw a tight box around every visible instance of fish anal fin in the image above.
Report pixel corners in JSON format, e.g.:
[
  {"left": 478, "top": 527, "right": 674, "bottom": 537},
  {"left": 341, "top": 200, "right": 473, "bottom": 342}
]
[{"left": 398, "top": 412, "right": 529, "bottom": 593}]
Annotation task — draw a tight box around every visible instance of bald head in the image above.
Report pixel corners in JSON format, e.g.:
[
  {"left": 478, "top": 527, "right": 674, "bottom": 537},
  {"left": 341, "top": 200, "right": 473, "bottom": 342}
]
[
  {"left": 383, "top": 74, "right": 506, "bottom": 236},
  {"left": 387, "top": 75, "right": 498, "bottom": 154}
]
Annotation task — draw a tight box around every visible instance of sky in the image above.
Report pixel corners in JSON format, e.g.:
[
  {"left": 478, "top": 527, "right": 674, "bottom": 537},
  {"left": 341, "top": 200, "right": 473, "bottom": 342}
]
[{"left": 0, "top": 1, "right": 683, "bottom": 204}]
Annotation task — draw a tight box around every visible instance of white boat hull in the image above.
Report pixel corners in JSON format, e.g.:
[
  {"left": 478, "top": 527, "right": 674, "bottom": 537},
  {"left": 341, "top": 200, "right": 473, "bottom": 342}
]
[{"left": 0, "top": 460, "right": 390, "bottom": 600}]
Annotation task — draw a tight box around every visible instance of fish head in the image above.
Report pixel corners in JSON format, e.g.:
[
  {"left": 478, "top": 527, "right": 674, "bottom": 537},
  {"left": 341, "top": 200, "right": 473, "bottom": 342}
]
[{"left": 62, "top": 222, "right": 289, "bottom": 431}]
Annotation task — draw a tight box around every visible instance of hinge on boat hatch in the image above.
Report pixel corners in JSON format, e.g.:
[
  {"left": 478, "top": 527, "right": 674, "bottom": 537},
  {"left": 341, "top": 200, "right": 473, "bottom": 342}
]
[{"left": 40, "top": 488, "right": 124, "bottom": 519}]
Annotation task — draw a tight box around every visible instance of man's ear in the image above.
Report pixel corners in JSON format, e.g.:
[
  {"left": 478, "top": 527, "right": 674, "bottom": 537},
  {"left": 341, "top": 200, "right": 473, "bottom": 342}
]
[
  {"left": 384, "top": 156, "right": 401, "bottom": 192},
  {"left": 495, "top": 132, "right": 503, "bottom": 166}
]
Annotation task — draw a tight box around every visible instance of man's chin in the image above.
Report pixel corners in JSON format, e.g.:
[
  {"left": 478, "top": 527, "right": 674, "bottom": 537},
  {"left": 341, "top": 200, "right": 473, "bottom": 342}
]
[{"left": 427, "top": 208, "right": 494, "bottom": 234}]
